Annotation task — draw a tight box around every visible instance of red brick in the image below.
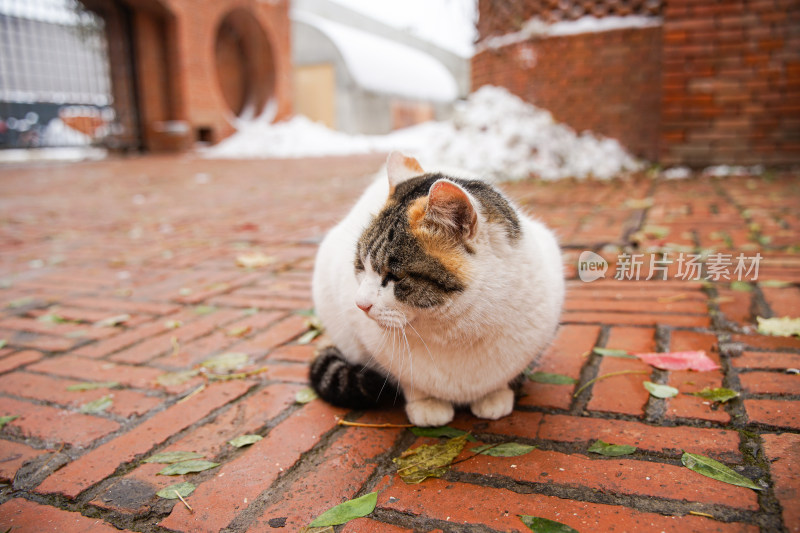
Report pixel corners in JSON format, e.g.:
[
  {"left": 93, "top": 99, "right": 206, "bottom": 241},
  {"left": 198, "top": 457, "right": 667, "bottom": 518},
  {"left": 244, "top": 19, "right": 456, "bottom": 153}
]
[
  {"left": 160, "top": 400, "right": 346, "bottom": 532},
  {"left": 562, "top": 311, "right": 711, "bottom": 328},
  {"left": 379, "top": 477, "right": 757, "bottom": 533},
  {"left": 762, "top": 286, "right": 800, "bottom": 317},
  {"left": 745, "top": 399, "right": 800, "bottom": 429},
  {"left": 587, "top": 327, "right": 654, "bottom": 416},
  {"left": 28, "top": 355, "right": 163, "bottom": 389},
  {"left": 0, "top": 350, "right": 43, "bottom": 374},
  {"left": 540, "top": 414, "right": 741, "bottom": 460},
  {"left": 0, "top": 498, "right": 121, "bottom": 532},
  {"left": 762, "top": 433, "right": 800, "bottom": 532},
  {"left": 453, "top": 446, "right": 759, "bottom": 510},
  {"left": 0, "top": 372, "right": 162, "bottom": 418},
  {"left": 65, "top": 296, "right": 180, "bottom": 316},
  {"left": 0, "top": 317, "right": 115, "bottom": 341},
  {"left": 0, "top": 440, "right": 46, "bottom": 482},
  {"left": 342, "top": 519, "right": 414, "bottom": 533},
  {"left": 266, "top": 343, "right": 315, "bottom": 362},
  {"left": 251, "top": 425, "right": 403, "bottom": 531},
  {"left": 72, "top": 318, "right": 181, "bottom": 359},
  {"left": 0, "top": 397, "right": 119, "bottom": 448},
  {"left": 109, "top": 308, "right": 242, "bottom": 364},
  {"left": 739, "top": 371, "right": 800, "bottom": 395},
  {"left": 93, "top": 383, "right": 301, "bottom": 513},
  {"left": 732, "top": 334, "right": 800, "bottom": 351},
  {"left": 235, "top": 314, "right": 310, "bottom": 356},
  {"left": 731, "top": 351, "right": 800, "bottom": 370},
  {"left": 517, "top": 325, "right": 600, "bottom": 410},
  {"left": 666, "top": 371, "right": 731, "bottom": 423},
  {"left": 36, "top": 380, "right": 251, "bottom": 498}
]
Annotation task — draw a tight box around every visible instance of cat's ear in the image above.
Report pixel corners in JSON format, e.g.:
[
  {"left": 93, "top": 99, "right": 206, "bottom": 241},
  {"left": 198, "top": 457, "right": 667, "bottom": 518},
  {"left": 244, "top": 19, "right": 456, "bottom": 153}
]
[
  {"left": 426, "top": 179, "right": 477, "bottom": 240},
  {"left": 387, "top": 151, "right": 424, "bottom": 193}
]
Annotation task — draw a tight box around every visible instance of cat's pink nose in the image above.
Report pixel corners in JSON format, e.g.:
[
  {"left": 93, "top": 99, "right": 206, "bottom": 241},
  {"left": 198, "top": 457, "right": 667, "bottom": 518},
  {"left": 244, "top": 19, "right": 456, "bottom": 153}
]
[{"left": 356, "top": 301, "right": 372, "bottom": 313}]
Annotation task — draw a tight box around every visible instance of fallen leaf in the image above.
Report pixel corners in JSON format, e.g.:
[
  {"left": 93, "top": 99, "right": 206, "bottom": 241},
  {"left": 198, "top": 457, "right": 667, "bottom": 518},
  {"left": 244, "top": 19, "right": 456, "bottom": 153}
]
[
  {"left": 37, "top": 313, "right": 71, "bottom": 324},
  {"left": 164, "top": 320, "right": 183, "bottom": 329},
  {"left": 226, "top": 325, "right": 252, "bottom": 338},
  {"left": 79, "top": 395, "right": 113, "bottom": 414},
  {"left": 228, "top": 434, "right": 263, "bottom": 448},
  {"left": 471, "top": 442, "right": 535, "bottom": 457},
  {"left": 157, "top": 459, "right": 220, "bottom": 476},
  {"left": 295, "top": 387, "right": 318, "bottom": 404},
  {"left": 296, "top": 329, "right": 322, "bottom": 345},
  {"left": 7, "top": 297, "right": 34, "bottom": 308},
  {"left": 0, "top": 415, "right": 19, "bottom": 429},
  {"left": 588, "top": 439, "right": 636, "bottom": 457},
  {"left": 525, "top": 371, "right": 577, "bottom": 385},
  {"left": 0, "top": 340, "right": 6, "bottom": 349},
  {"left": 192, "top": 305, "right": 217, "bottom": 315},
  {"left": 308, "top": 491, "right": 378, "bottom": 527},
  {"left": 623, "top": 197, "right": 654, "bottom": 209},
  {"left": 757, "top": 317, "right": 800, "bottom": 337},
  {"left": 758, "top": 280, "right": 791, "bottom": 288},
  {"left": 93, "top": 314, "right": 130, "bottom": 328},
  {"left": 410, "top": 426, "right": 476, "bottom": 442},
  {"left": 236, "top": 252, "right": 276, "bottom": 269},
  {"left": 67, "top": 381, "right": 120, "bottom": 391},
  {"left": 156, "top": 369, "right": 200, "bottom": 387},
  {"left": 688, "top": 387, "right": 739, "bottom": 403},
  {"left": 635, "top": 350, "right": 720, "bottom": 371},
  {"left": 520, "top": 515, "right": 579, "bottom": 533},
  {"left": 643, "top": 381, "right": 679, "bottom": 399},
  {"left": 200, "top": 352, "right": 249, "bottom": 373},
  {"left": 156, "top": 481, "right": 196, "bottom": 499},
  {"left": 681, "top": 452, "right": 763, "bottom": 491},
  {"left": 144, "top": 451, "right": 205, "bottom": 464},
  {"left": 729, "top": 281, "right": 752, "bottom": 292},
  {"left": 394, "top": 434, "right": 469, "bottom": 484},
  {"left": 592, "top": 347, "right": 635, "bottom": 359}
]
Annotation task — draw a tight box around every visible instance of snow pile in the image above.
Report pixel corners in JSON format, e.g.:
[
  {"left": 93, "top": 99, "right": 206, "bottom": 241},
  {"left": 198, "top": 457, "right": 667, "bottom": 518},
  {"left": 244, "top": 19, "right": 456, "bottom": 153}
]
[{"left": 205, "top": 86, "right": 641, "bottom": 181}]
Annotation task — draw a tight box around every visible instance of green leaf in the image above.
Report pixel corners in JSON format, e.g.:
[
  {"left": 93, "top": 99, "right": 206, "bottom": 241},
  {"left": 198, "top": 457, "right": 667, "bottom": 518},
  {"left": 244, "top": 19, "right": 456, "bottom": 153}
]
[
  {"left": 228, "top": 434, "right": 263, "bottom": 448},
  {"left": 67, "top": 381, "right": 120, "bottom": 391},
  {"left": 296, "top": 329, "right": 322, "bottom": 345},
  {"left": 93, "top": 314, "right": 130, "bottom": 328},
  {"left": 471, "top": 442, "right": 535, "bottom": 457},
  {"left": 0, "top": 340, "right": 6, "bottom": 349},
  {"left": 0, "top": 415, "right": 19, "bottom": 429},
  {"left": 520, "top": 515, "right": 579, "bottom": 533},
  {"left": 593, "top": 347, "right": 636, "bottom": 359},
  {"left": 410, "top": 426, "right": 477, "bottom": 442},
  {"left": 156, "top": 481, "right": 196, "bottom": 499},
  {"left": 688, "top": 387, "right": 739, "bottom": 403},
  {"left": 157, "top": 459, "right": 220, "bottom": 476},
  {"left": 643, "top": 381, "right": 678, "bottom": 399},
  {"left": 525, "top": 371, "right": 577, "bottom": 385},
  {"left": 200, "top": 352, "right": 249, "bottom": 373},
  {"left": 729, "top": 281, "right": 753, "bottom": 292},
  {"left": 192, "top": 305, "right": 217, "bottom": 315},
  {"left": 144, "top": 451, "right": 205, "bottom": 464},
  {"left": 681, "top": 452, "right": 763, "bottom": 491},
  {"left": 295, "top": 387, "right": 318, "bottom": 404},
  {"left": 308, "top": 491, "right": 378, "bottom": 527},
  {"left": 393, "top": 434, "right": 469, "bottom": 484},
  {"left": 156, "top": 369, "right": 199, "bottom": 387},
  {"left": 757, "top": 317, "right": 800, "bottom": 337},
  {"left": 37, "top": 313, "right": 70, "bottom": 324},
  {"left": 588, "top": 439, "right": 636, "bottom": 457},
  {"left": 79, "top": 395, "right": 113, "bottom": 414}
]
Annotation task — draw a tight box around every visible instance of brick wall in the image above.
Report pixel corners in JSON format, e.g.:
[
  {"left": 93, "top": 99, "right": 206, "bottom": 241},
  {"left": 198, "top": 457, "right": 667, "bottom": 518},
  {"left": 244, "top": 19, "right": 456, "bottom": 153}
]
[
  {"left": 472, "top": 26, "right": 663, "bottom": 161},
  {"left": 661, "top": 0, "right": 800, "bottom": 166},
  {"left": 473, "top": 0, "right": 800, "bottom": 167}
]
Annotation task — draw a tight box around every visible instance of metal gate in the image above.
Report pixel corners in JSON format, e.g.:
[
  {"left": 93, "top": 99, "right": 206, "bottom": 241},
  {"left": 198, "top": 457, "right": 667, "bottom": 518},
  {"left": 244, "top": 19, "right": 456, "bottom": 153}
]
[{"left": 0, "top": 0, "right": 140, "bottom": 151}]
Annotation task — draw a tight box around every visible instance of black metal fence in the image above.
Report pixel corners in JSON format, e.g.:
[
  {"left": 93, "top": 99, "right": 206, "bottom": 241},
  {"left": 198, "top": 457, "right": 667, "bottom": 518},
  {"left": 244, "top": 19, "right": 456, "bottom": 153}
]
[{"left": 0, "top": 0, "right": 135, "bottom": 150}]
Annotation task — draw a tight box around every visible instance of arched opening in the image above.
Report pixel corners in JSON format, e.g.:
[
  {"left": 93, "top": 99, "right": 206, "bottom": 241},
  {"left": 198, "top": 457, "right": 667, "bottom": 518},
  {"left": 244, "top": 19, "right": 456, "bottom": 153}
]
[{"left": 214, "top": 8, "right": 275, "bottom": 119}]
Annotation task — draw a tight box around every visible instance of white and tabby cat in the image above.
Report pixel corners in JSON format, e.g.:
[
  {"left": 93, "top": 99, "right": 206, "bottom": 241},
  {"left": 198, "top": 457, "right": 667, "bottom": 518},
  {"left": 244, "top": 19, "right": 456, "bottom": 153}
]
[{"left": 310, "top": 152, "right": 564, "bottom": 427}]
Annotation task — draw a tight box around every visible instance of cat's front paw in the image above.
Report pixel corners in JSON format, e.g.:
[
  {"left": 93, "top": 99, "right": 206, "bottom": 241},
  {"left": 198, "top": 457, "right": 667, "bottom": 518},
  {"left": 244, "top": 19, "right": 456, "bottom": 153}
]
[
  {"left": 470, "top": 388, "right": 514, "bottom": 420},
  {"left": 405, "top": 398, "right": 454, "bottom": 427}
]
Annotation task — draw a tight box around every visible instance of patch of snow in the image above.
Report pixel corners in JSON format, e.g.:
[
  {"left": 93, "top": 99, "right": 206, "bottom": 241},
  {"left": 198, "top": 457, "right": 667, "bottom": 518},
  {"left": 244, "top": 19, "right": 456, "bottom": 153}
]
[
  {"left": 0, "top": 147, "right": 106, "bottom": 163},
  {"left": 204, "top": 86, "right": 641, "bottom": 181},
  {"left": 293, "top": 10, "right": 457, "bottom": 102},
  {"left": 662, "top": 166, "right": 692, "bottom": 180},
  {"left": 476, "top": 15, "right": 662, "bottom": 52}
]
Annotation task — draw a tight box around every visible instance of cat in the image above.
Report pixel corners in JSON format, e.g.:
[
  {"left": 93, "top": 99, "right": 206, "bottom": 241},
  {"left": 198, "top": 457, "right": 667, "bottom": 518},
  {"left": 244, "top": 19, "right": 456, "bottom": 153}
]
[{"left": 310, "top": 152, "right": 564, "bottom": 427}]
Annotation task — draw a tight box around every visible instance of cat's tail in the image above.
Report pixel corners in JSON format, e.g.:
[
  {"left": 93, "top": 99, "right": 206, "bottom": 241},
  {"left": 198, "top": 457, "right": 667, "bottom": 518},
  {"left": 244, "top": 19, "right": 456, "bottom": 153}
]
[{"left": 309, "top": 346, "right": 401, "bottom": 408}]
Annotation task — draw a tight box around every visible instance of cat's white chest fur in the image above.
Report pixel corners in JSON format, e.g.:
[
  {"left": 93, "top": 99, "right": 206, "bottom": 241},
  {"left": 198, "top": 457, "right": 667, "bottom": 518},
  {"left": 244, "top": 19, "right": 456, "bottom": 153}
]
[{"left": 312, "top": 153, "right": 564, "bottom": 426}]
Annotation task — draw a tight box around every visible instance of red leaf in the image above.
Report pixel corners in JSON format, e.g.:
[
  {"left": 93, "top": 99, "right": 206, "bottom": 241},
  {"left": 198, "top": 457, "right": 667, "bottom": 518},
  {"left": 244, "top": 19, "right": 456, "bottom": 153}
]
[{"left": 634, "top": 350, "right": 720, "bottom": 371}]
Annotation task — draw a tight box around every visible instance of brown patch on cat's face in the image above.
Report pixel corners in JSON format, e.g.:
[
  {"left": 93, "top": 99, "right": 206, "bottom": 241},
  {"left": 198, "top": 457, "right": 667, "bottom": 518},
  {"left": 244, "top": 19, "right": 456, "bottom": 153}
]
[{"left": 406, "top": 197, "right": 469, "bottom": 283}]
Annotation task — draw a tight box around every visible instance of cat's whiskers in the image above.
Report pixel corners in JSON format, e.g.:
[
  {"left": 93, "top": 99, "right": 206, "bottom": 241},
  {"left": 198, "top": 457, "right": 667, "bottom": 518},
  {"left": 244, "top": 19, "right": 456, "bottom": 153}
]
[
  {"left": 406, "top": 320, "right": 438, "bottom": 373},
  {"left": 401, "top": 327, "right": 414, "bottom": 398}
]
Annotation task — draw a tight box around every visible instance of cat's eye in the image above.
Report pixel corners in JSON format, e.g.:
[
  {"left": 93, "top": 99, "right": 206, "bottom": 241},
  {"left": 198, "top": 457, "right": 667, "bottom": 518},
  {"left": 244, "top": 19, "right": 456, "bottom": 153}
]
[{"left": 381, "top": 272, "right": 400, "bottom": 286}]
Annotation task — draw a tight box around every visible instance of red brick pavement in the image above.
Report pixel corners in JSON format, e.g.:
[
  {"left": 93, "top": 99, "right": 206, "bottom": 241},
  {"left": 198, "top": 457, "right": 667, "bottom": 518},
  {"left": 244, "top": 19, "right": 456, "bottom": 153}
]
[{"left": 0, "top": 154, "right": 798, "bottom": 532}]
